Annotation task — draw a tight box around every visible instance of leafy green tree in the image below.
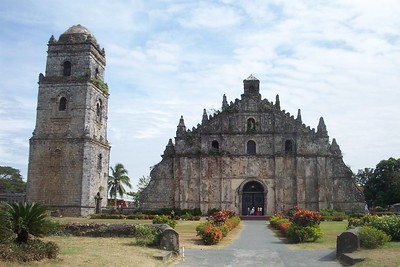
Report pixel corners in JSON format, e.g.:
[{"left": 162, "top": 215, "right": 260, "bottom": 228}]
[
  {"left": 127, "top": 175, "right": 150, "bottom": 208},
  {"left": 0, "top": 202, "right": 49, "bottom": 243},
  {"left": 364, "top": 157, "right": 400, "bottom": 207},
  {"left": 108, "top": 163, "right": 132, "bottom": 208},
  {"left": 0, "top": 166, "right": 26, "bottom": 193},
  {"left": 353, "top": 168, "right": 375, "bottom": 187}
]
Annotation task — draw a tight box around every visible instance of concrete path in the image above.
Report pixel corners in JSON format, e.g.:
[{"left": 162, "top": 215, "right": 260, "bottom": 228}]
[{"left": 174, "top": 220, "right": 342, "bottom": 267}]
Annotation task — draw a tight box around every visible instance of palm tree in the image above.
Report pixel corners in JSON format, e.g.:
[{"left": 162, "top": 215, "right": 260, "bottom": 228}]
[
  {"left": 108, "top": 163, "right": 132, "bottom": 208},
  {"left": 0, "top": 202, "right": 49, "bottom": 243}
]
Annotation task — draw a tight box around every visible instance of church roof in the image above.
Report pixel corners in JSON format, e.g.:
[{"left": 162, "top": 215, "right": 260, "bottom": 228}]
[
  {"left": 245, "top": 74, "right": 259, "bottom": 81},
  {"left": 58, "top": 24, "right": 97, "bottom": 44}
]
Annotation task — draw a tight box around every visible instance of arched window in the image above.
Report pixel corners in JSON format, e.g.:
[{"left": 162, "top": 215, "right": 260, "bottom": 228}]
[
  {"left": 247, "top": 140, "right": 256, "bottom": 155},
  {"left": 95, "top": 68, "right": 99, "bottom": 79},
  {"left": 247, "top": 118, "right": 256, "bottom": 132},
  {"left": 285, "top": 140, "right": 293, "bottom": 154},
  {"left": 211, "top": 140, "right": 219, "bottom": 150},
  {"left": 59, "top": 97, "right": 67, "bottom": 111},
  {"left": 63, "top": 61, "right": 71, "bottom": 76},
  {"left": 96, "top": 100, "right": 102, "bottom": 121}
]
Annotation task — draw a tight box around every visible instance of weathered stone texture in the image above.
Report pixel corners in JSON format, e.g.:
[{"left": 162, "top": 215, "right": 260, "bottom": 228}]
[
  {"left": 141, "top": 75, "right": 365, "bottom": 215},
  {"left": 27, "top": 25, "right": 110, "bottom": 217}
]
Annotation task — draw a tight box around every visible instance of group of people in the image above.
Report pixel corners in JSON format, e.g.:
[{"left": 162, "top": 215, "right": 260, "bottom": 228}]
[{"left": 247, "top": 206, "right": 263, "bottom": 216}]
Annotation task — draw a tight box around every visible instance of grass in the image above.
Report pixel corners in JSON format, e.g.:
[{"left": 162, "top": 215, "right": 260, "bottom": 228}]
[
  {"left": 287, "top": 220, "right": 347, "bottom": 250},
  {"left": 0, "top": 217, "right": 242, "bottom": 267},
  {"left": 270, "top": 220, "right": 400, "bottom": 267}
]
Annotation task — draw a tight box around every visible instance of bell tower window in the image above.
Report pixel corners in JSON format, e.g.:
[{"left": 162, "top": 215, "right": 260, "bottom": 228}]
[
  {"left": 59, "top": 97, "right": 67, "bottom": 111},
  {"left": 247, "top": 118, "right": 256, "bottom": 132},
  {"left": 63, "top": 61, "right": 71, "bottom": 76},
  {"left": 285, "top": 140, "right": 293, "bottom": 154},
  {"left": 247, "top": 140, "right": 256, "bottom": 155},
  {"left": 96, "top": 100, "right": 103, "bottom": 121}
]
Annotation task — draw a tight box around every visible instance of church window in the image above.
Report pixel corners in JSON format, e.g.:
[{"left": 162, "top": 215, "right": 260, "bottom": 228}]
[
  {"left": 211, "top": 140, "right": 220, "bottom": 154},
  {"left": 247, "top": 118, "right": 256, "bottom": 132},
  {"left": 247, "top": 140, "right": 256, "bottom": 155},
  {"left": 96, "top": 100, "right": 102, "bottom": 121},
  {"left": 97, "top": 154, "right": 102, "bottom": 171},
  {"left": 59, "top": 97, "right": 67, "bottom": 111},
  {"left": 95, "top": 68, "right": 99, "bottom": 79},
  {"left": 285, "top": 140, "right": 293, "bottom": 154},
  {"left": 63, "top": 61, "right": 71, "bottom": 76},
  {"left": 211, "top": 140, "right": 219, "bottom": 150}
]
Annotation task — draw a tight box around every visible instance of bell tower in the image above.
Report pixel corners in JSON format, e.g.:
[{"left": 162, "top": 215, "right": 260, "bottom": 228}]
[{"left": 27, "top": 25, "right": 110, "bottom": 216}]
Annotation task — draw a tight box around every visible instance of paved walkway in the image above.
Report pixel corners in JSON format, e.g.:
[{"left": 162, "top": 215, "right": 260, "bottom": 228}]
[{"left": 174, "top": 221, "right": 342, "bottom": 267}]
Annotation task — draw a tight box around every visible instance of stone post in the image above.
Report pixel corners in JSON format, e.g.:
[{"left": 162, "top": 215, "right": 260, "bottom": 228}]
[{"left": 95, "top": 192, "right": 102, "bottom": 214}]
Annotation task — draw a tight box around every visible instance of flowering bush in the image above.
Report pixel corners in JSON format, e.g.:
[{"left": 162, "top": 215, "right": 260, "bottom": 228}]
[
  {"left": 208, "top": 209, "right": 236, "bottom": 225},
  {"left": 291, "top": 209, "right": 321, "bottom": 227},
  {"left": 368, "top": 215, "right": 400, "bottom": 241},
  {"left": 197, "top": 209, "right": 240, "bottom": 245},
  {"left": 196, "top": 222, "right": 223, "bottom": 245},
  {"left": 278, "top": 221, "right": 292, "bottom": 235},
  {"left": 269, "top": 214, "right": 288, "bottom": 229}
]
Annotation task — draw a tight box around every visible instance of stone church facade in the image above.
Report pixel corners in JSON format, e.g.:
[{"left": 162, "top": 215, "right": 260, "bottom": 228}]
[
  {"left": 141, "top": 75, "right": 365, "bottom": 215},
  {"left": 27, "top": 25, "right": 110, "bottom": 216}
]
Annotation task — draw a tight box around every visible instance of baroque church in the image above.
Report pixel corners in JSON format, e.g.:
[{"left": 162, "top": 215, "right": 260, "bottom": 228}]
[
  {"left": 140, "top": 76, "right": 365, "bottom": 215},
  {"left": 26, "top": 24, "right": 364, "bottom": 216}
]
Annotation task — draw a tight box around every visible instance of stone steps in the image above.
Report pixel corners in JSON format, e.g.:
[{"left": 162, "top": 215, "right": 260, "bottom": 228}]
[{"left": 240, "top": 215, "right": 270, "bottom": 221}]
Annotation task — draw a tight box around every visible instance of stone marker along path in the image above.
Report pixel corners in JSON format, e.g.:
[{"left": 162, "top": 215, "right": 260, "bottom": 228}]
[{"left": 174, "top": 220, "right": 341, "bottom": 267}]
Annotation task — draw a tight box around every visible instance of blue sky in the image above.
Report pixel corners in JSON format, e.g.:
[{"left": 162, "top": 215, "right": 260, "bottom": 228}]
[{"left": 1, "top": 0, "right": 399, "bottom": 190}]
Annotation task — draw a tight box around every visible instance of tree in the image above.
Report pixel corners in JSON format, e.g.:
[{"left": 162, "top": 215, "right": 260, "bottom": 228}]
[
  {"left": 0, "top": 202, "right": 49, "bottom": 243},
  {"left": 107, "top": 163, "right": 132, "bottom": 208},
  {"left": 127, "top": 175, "right": 150, "bottom": 208},
  {"left": 0, "top": 166, "right": 26, "bottom": 193},
  {"left": 353, "top": 168, "right": 375, "bottom": 187},
  {"left": 364, "top": 158, "right": 400, "bottom": 208}
]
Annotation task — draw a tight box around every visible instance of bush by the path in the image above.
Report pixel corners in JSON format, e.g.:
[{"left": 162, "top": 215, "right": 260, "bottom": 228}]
[
  {"left": 196, "top": 209, "right": 240, "bottom": 245},
  {"left": 269, "top": 206, "right": 323, "bottom": 243}
]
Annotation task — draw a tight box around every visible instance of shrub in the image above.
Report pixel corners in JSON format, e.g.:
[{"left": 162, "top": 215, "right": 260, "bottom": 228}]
[
  {"left": 152, "top": 215, "right": 177, "bottom": 229},
  {"left": 196, "top": 222, "right": 223, "bottom": 245},
  {"left": 134, "top": 225, "right": 160, "bottom": 246},
  {"left": 269, "top": 214, "right": 288, "bottom": 229},
  {"left": 89, "top": 213, "right": 127, "bottom": 219},
  {"left": 286, "top": 224, "right": 322, "bottom": 243},
  {"left": 126, "top": 213, "right": 144, "bottom": 220},
  {"left": 0, "top": 239, "right": 59, "bottom": 262},
  {"left": 368, "top": 215, "right": 400, "bottom": 241},
  {"left": 292, "top": 209, "right": 321, "bottom": 227},
  {"left": 219, "top": 225, "right": 228, "bottom": 237},
  {"left": 181, "top": 212, "right": 193, "bottom": 220},
  {"left": 359, "top": 226, "right": 391, "bottom": 248},
  {"left": 278, "top": 221, "right": 292, "bottom": 235},
  {"left": 0, "top": 202, "right": 51, "bottom": 244}
]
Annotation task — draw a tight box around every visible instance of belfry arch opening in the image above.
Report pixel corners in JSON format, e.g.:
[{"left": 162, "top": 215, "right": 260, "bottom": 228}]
[{"left": 242, "top": 181, "right": 265, "bottom": 216}]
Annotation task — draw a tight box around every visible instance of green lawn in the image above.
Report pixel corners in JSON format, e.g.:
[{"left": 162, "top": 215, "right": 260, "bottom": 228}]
[{"left": 272, "top": 220, "right": 400, "bottom": 267}]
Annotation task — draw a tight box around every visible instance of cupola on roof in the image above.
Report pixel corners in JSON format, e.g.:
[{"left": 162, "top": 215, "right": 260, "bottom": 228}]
[{"left": 58, "top": 24, "right": 97, "bottom": 44}]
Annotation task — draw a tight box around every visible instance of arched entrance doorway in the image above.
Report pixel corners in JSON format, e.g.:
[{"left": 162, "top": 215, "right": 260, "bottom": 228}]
[{"left": 242, "top": 181, "right": 265, "bottom": 215}]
